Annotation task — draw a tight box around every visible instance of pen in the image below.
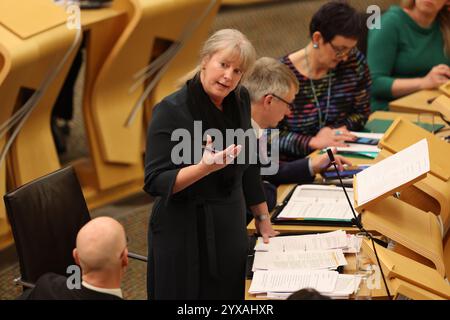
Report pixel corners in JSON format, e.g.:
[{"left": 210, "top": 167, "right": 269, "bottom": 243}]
[{"left": 201, "top": 145, "right": 236, "bottom": 159}]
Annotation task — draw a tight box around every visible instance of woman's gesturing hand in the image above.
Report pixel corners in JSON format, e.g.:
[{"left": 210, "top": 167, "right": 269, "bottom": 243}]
[{"left": 199, "top": 135, "right": 242, "bottom": 175}]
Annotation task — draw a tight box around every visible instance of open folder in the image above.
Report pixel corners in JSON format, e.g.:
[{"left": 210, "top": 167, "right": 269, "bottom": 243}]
[
  {"left": 271, "top": 185, "right": 358, "bottom": 227},
  {"left": 353, "top": 139, "right": 430, "bottom": 210}
]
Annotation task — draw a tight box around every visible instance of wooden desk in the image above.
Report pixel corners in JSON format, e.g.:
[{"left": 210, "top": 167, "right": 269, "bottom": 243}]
[
  {"left": 389, "top": 90, "right": 442, "bottom": 115},
  {"left": 247, "top": 110, "right": 448, "bottom": 236}
]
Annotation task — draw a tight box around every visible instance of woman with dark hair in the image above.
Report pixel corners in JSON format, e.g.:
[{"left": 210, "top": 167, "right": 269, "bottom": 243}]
[
  {"left": 279, "top": 1, "right": 371, "bottom": 160},
  {"left": 368, "top": 0, "right": 450, "bottom": 111}
]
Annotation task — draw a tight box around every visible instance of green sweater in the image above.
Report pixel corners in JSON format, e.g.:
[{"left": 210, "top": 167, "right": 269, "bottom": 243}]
[{"left": 367, "top": 6, "right": 450, "bottom": 111}]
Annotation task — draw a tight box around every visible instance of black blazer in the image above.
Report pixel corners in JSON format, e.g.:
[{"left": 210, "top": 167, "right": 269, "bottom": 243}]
[
  {"left": 144, "top": 85, "right": 265, "bottom": 299},
  {"left": 18, "top": 273, "right": 122, "bottom": 300}
]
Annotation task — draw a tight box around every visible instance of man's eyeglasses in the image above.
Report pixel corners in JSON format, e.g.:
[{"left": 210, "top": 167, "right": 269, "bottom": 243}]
[
  {"left": 266, "top": 93, "right": 294, "bottom": 109},
  {"left": 328, "top": 42, "right": 357, "bottom": 58}
]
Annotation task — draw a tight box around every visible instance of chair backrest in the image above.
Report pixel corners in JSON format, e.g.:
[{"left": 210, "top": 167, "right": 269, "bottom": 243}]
[{"left": 4, "top": 166, "right": 90, "bottom": 283}]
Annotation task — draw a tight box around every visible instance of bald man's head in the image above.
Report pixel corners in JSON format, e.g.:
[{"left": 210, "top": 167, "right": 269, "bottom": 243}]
[{"left": 74, "top": 217, "right": 127, "bottom": 273}]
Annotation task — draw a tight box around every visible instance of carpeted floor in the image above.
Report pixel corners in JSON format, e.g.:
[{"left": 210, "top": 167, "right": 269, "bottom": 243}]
[{"left": 0, "top": 0, "right": 396, "bottom": 300}]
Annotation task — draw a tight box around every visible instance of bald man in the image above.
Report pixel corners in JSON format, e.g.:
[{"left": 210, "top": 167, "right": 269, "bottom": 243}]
[{"left": 20, "top": 217, "right": 128, "bottom": 300}]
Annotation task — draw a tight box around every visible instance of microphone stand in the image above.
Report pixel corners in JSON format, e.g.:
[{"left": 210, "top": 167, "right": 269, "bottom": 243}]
[{"left": 326, "top": 148, "right": 392, "bottom": 300}]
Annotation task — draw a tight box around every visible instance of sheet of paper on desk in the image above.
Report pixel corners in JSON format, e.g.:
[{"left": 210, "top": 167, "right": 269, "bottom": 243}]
[
  {"left": 342, "top": 234, "right": 362, "bottom": 253},
  {"left": 350, "top": 131, "right": 384, "bottom": 140},
  {"left": 323, "top": 274, "right": 361, "bottom": 298},
  {"left": 252, "top": 249, "right": 347, "bottom": 271},
  {"left": 254, "top": 230, "right": 349, "bottom": 252},
  {"left": 355, "top": 139, "right": 430, "bottom": 207},
  {"left": 276, "top": 185, "right": 356, "bottom": 220},
  {"left": 336, "top": 143, "right": 380, "bottom": 153},
  {"left": 249, "top": 270, "right": 339, "bottom": 294},
  {"left": 264, "top": 274, "right": 360, "bottom": 299}
]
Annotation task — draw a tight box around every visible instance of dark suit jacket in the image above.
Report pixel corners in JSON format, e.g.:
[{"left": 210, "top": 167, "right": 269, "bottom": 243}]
[
  {"left": 256, "top": 133, "right": 314, "bottom": 211},
  {"left": 263, "top": 158, "right": 314, "bottom": 186},
  {"left": 18, "top": 273, "right": 122, "bottom": 300}
]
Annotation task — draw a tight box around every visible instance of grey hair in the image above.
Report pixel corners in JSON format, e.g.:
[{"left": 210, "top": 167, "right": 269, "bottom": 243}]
[
  {"left": 243, "top": 57, "right": 299, "bottom": 102},
  {"left": 178, "top": 29, "right": 256, "bottom": 85}
]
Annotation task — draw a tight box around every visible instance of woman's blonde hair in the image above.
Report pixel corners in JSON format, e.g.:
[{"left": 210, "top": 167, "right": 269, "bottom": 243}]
[
  {"left": 401, "top": 0, "right": 450, "bottom": 56},
  {"left": 178, "top": 29, "right": 256, "bottom": 85}
]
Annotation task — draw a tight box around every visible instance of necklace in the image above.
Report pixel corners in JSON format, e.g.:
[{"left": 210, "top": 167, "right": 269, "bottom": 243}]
[{"left": 304, "top": 46, "right": 332, "bottom": 129}]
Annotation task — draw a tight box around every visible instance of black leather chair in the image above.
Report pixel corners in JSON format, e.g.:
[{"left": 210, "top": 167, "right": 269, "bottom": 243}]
[{"left": 4, "top": 166, "right": 146, "bottom": 289}]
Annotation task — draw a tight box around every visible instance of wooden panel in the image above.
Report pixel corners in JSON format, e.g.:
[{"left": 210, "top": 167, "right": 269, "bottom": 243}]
[
  {"left": 389, "top": 89, "right": 441, "bottom": 114},
  {"left": 362, "top": 196, "right": 445, "bottom": 277},
  {"left": 0, "top": 1, "right": 78, "bottom": 250},
  {"left": 0, "top": 0, "right": 66, "bottom": 39}
]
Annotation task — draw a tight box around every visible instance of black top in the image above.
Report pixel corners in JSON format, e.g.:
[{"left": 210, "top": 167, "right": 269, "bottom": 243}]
[
  {"left": 19, "top": 273, "right": 122, "bottom": 300},
  {"left": 144, "top": 82, "right": 265, "bottom": 300}
]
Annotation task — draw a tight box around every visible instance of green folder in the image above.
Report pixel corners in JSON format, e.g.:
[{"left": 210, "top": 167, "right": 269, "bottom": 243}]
[
  {"left": 318, "top": 150, "right": 378, "bottom": 159},
  {"left": 363, "top": 119, "right": 444, "bottom": 133}
]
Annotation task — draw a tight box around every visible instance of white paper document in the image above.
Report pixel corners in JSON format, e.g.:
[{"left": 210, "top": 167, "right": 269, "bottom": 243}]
[
  {"left": 336, "top": 143, "right": 380, "bottom": 153},
  {"left": 249, "top": 270, "right": 339, "bottom": 294},
  {"left": 323, "top": 274, "right": 361, "bottom": 298},
  {"left": 355, "top": 139, "right": 430, "bottom": 207},
  {"left": 350, "top": 132, "right": 384, "bottom": 140},
  {"left": 277, "top": 185, "right": 355, "bottom": 221},
  {"left": 254, "top": 230, "right": 351, "bottom": 252},
  {"left": 263, "top": 274, "right": 361, "bottom": 299},
  {"left": 252, "top": 249, "right": 347, "bottom": 271}
]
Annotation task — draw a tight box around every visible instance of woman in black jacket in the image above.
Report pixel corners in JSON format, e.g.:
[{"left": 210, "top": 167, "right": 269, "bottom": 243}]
[{"left": 144, "top": 29, "right": 278, "bottom": 300}]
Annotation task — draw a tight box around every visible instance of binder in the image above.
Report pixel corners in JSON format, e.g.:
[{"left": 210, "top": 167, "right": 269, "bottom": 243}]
[{"left": 271, "top": 185, "right": 357, "bottom": 227}]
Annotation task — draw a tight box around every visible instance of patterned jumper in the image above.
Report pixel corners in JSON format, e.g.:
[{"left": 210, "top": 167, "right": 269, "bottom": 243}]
[{"left": 279, "top": 50, "right": 371, "bottom": 160}]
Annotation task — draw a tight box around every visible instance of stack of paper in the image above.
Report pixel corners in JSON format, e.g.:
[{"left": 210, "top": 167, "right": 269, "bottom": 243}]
[
  {"left": 249, "top": 271, "right": 360, "bottom": 299},
  {"left": 254, "top": 230, "right": 361, "bottom": 253},
  {"left": 252, "top": 249, "right": 347, "bottom": 271},
  {"left": 249, "top": 231, "right": 363, "bottom": 298},
  {"left": 351, "top": 132, "right": 384, "bottom": 140},
  {"left": 335, "top": 132, "right": 383, "bottom": 158},
  {"left": 249, "top": 270, "right": 339, "bottom": 294}
]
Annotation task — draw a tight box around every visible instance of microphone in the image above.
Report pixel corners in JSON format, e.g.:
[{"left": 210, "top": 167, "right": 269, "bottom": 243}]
[
  {"left": 326, "top": 148, "right": 392, "bottom": 299},
  {"left": 325, "top": 148, "right": 363, "bottom": 230}
]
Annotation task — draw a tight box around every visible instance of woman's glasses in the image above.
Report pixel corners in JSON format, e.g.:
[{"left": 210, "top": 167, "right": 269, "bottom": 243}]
[{"left": 328, "top": 42, "right": 357, "bottom": 58}]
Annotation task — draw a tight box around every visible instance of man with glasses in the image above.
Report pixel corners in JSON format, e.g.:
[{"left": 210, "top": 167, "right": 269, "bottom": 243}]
[
  {"left": 243, "top": 57, "right": 351, "bottom": 216},
  {"left": 279, "top": 1, "right": 371, "bottom": 161}
]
